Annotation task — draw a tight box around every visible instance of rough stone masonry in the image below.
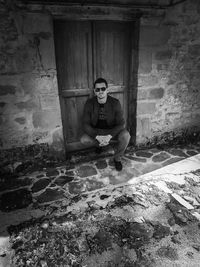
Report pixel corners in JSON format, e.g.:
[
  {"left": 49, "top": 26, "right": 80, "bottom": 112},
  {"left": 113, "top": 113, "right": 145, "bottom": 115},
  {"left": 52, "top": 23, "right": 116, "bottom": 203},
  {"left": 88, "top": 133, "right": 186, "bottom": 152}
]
[
  {"left": 0, "top": 0, "right": 200, "bottom": 161},
  {"left": 0, "top": 1, "right": 64, "bottom": 159},
  {"left": 137, "top": 0, "right": 200, "bottom": 143}
]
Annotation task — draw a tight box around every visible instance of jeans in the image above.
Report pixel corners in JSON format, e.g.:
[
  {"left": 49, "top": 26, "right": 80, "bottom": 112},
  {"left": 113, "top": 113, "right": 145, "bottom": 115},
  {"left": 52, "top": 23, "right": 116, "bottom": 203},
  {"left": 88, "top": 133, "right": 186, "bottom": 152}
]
[{"left": 80, "top": 129, "right": 130, "bottom": 161}]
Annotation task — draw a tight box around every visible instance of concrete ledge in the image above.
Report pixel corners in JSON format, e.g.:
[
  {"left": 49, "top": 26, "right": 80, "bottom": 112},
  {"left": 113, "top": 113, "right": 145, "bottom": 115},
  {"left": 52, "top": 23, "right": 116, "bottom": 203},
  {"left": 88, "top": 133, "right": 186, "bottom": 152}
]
[{"left": 128, "top": 153, "right": 200, "bottom": 186}]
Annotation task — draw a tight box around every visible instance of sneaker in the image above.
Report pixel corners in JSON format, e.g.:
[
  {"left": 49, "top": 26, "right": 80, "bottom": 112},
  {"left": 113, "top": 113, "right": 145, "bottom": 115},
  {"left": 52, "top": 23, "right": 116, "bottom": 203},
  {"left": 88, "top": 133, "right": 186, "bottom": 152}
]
[
  {"left": 95, "top": 147, "right": 103, "bottom": 154},
  {"left": 114, "top": 159, "right": 123, "bottom": 171}
]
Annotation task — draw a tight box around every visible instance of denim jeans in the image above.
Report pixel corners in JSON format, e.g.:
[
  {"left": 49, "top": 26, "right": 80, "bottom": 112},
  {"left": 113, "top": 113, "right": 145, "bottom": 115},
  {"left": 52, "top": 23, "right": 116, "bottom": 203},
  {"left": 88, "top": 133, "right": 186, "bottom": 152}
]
[{"left": 80, "top": 129, "right": 130, "bottom": 161}]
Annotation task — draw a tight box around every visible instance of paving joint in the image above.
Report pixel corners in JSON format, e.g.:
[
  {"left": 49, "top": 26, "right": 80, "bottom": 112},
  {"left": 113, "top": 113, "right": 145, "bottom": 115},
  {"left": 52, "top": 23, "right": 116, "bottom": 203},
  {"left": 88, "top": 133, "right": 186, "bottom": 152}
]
[{"left": 0, "top": 144, "right": 200, "bottom": 211}]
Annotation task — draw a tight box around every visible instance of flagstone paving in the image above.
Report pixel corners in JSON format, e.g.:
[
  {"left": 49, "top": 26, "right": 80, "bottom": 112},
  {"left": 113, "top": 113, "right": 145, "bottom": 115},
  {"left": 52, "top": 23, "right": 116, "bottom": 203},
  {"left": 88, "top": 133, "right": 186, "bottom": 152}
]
[{"left": 0, "top": 144, "right": 200, "bottom": 212}]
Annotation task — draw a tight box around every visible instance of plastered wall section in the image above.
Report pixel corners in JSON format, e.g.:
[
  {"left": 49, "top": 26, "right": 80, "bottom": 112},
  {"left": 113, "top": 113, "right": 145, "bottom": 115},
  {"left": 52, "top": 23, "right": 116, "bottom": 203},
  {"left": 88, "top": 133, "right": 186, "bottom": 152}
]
[
  {"left": 137, "top": 0, "right": 200, "bottom": 144},
  {"left": 0, "top": 6, "right": 64, "bottom": 154}
]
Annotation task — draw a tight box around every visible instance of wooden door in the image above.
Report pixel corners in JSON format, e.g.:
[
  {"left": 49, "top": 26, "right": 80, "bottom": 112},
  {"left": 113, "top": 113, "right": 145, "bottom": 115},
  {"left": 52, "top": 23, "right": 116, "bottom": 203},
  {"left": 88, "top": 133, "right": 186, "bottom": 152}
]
[
  {"left": 93, "top": 21, "right": 130, "bottom": 124},
  {"left": 54, "top": 20, "right": 131, "bottom": 152},
  {"left": 54, "top": 21, "right": 93, "bottom": 151}
]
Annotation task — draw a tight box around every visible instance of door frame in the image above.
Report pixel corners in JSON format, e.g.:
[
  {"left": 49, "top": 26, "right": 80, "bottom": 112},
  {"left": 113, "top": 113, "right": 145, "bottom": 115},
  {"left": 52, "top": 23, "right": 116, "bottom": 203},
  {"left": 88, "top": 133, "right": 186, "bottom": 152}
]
[{"left": 52, "top": 5, "right": 140, "bottom": 147}]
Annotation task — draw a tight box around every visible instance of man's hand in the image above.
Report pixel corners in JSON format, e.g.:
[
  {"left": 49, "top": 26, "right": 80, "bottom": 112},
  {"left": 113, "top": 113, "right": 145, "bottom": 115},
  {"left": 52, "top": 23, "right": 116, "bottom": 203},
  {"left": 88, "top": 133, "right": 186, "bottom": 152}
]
[{"left": 96, "top": 135, "right": 112, "bottom": 146}]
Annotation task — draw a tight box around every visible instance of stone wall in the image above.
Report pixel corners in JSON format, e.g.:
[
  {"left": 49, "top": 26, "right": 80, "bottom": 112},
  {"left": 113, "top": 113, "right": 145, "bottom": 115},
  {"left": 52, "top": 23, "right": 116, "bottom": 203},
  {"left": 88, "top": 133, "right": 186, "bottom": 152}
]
[
  {"left": 1, "top": 0, "right": 200, "bottom": 163},
  {"left": 0, "top": 2, "right": 65, "bottom": 159},
  {"left": 137, "top": 0, "right": 200, "bottom": 144}
]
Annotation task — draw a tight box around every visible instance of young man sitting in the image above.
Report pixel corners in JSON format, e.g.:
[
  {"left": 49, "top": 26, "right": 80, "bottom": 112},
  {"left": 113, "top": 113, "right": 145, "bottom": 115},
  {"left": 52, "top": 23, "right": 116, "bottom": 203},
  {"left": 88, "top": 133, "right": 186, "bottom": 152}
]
[{"left": 80, "top": 77, "right": 130, "bottom": 171}]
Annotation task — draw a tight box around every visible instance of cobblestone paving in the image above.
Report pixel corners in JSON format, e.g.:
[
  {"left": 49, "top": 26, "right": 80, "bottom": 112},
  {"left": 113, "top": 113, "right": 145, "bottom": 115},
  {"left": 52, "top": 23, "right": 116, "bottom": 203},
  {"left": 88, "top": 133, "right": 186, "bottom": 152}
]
[{"left": 0, "top": 144, "right": 200, "bottom": 212}]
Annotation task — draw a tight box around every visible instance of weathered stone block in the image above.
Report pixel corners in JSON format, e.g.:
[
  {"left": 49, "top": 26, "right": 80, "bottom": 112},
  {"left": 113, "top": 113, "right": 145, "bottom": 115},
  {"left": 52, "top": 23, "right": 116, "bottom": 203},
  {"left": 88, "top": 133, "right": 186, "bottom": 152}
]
[
  {"left": 14, "top": 117, "right": 26, "bottom": 124},
  {"left": 68, "top": 181, "right": 85, "bottom": 195},
  {"left": 86, "top": 179, "right": 104, "bottom": 192},
  {"left": 54, "top": 175, "right": 74, "bottom": 186},
  {"left": 0, "top": 175, "right": 32, "bottom": 192},
  {"left": 23, "top": 13, "right": 52, "bottom": 34},
  {"left": 0, "top": 188, "right": 32, "bottom": 212},
  {"left": 166, "top": 112, "right": 180, "bottom": 119},
  {"left": 15, "top": 99, "right": 38, "bottom": 111},
  {"left": 65, "top": 171, "right": 74, "bottom": 176},
  {"left": 149, "top": 88, "right": 164, "bottom": 99},
  {"left": 141, "top": 17, "right": 162, "bottom": 26},
  {"left": 152, "top": 152, "right": 170, "bottom": 162},
  {"left": 139, "top": 49, "right": 152, "bottom": 74},
  {"left": 155, "top": 50, "right": 172, "bottom": 60},
  {"left": 1, "top": 103, "right": 19, "bottom": 116},
  {"left": 137, "top": 117, "right": 151, "bottom": 138},
  {"left": 125, "top": 155, "right": 147, "bottom": 162},
  {"left": 137, "top": 89, "right": 148, "bottom": 100},
  {"left": 46, "top": 168, "right": 59, "bottom": 177},
  {"left": 188, "top": 44, "right": 200, "bottom": 58},
  {"left": 157, "top": 63, "right": 169, "bottom": 71},
  {"left": 0, "top": 75, "right": 22, "bottom": 93},
  {"left": 162, "top": 157, "right": 183, "bottom": 166},
  {"left": 186, "top": 150, "right": 198, "bottom": 156},
  {"left": 51, "top": 127, "right": 64, "bottom": 152},
  {"left": 32, "top": 110, "right": 61, "bottom": 129},
  {"left": 22, "top": 74, "right": 55, "bottom": 95},
  {"left": 13, "top": 46, "right": 35, "bottom": 73},
  {"left": 40, "top": 94, "right": 60, "bottom": 109},
  {"left": 137, "top": 102, "right": 156, "bottom": 115},
  {"left": 37, "top": 32, "right": 52, "bottom": 40},
  {"left": 0, "top": 85, "right": 16, "bottom": 96},
  {"left": 0, "top": 43, "right": 34, "bottom": 74},
  {"left": 135, "top": 151, "right": 153, "bottom": 158},
  {"left": 163, "top": 4, "right": 182, "bottom": 26},
  {"left": 36, "top": 188, "right": 65, "bottom": 203},
  {"left": 0, "top": 102, "right": 6, "bottom": 108},
  {"left": 77, "top": 165, "right": 97, "bottom": 178},
  {"left": 95, "top": 160, "right": 107, "bottom": 170},
  {"left": 39, "top": 38, "right": 56, "bottom": 70},
  {"left": 140, "top": 26, "right": 171, "bottom": 46},
  {"left": 138, "top": 75, "right": 159, "bottom": 87},
  {"left": 32, "top": 130, "right": 49, "bottom": 143},
  {"left": 31, "top": 178, "right": 51, "bottom": 193},
  {"left": 2, "top": 129, "right": 30, "bottom": 148},
  {"left": 168, "top": 148, "right": 187, "bottom": 157},
  {"left": 0, "top": 12, "right": 18, "bottom": 42}
]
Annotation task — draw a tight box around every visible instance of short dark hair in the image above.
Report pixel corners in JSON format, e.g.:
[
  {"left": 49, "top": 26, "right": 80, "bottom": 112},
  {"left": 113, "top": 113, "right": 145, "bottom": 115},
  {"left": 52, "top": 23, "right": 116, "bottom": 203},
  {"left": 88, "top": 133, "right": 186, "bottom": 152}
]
[{"left": 94, "top": 77, "right": 108, "bottom": 88}]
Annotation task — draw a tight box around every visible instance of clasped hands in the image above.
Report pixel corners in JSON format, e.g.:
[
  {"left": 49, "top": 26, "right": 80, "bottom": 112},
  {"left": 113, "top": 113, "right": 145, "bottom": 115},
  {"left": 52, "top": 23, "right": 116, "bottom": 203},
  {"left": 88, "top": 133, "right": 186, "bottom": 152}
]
[{"left": 96, "top": 134, "right": 112, "bottom": 147}]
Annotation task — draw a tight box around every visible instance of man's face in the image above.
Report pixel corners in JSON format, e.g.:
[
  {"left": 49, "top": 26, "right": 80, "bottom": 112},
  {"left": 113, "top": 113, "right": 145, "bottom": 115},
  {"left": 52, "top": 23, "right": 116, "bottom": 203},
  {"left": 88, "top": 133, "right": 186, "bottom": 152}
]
[{"left": 94, "top": 82, "right": 108, "bottom": 99}]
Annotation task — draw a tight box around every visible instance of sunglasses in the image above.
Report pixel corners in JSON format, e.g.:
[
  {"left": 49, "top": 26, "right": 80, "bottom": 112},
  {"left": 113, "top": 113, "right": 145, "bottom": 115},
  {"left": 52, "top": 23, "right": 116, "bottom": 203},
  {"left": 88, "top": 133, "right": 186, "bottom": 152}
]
[{"left": 95, "top": 87, "right": 106, "bottom": 92}]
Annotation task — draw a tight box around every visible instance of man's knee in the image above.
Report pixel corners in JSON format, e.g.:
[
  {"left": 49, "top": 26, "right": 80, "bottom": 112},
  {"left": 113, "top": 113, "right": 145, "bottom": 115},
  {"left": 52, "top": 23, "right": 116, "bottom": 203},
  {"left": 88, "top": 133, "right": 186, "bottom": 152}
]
[
  {"left": 118, "top": 129, "right": 130, "bottom": 143},
  {"left": 80, "top": 134, "right": 95, "bottom": 145}
]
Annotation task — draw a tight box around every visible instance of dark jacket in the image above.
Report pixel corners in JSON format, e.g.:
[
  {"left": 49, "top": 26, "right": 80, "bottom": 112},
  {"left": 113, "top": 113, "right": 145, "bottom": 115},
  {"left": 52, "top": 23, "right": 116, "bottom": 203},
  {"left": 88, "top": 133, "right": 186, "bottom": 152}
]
[{"left": 83, "top": 95, "right": 125, "bottom": 138}]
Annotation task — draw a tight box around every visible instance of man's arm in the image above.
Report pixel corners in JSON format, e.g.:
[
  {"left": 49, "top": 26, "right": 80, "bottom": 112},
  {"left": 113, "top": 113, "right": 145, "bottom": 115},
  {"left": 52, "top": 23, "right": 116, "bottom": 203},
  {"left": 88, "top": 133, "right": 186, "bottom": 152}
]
[
  {"left": 108, "top": 100, "right": 125, "bottom": 137},
  {"left": 83, "top": 99, "right": 98, "bottom": 138}
]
